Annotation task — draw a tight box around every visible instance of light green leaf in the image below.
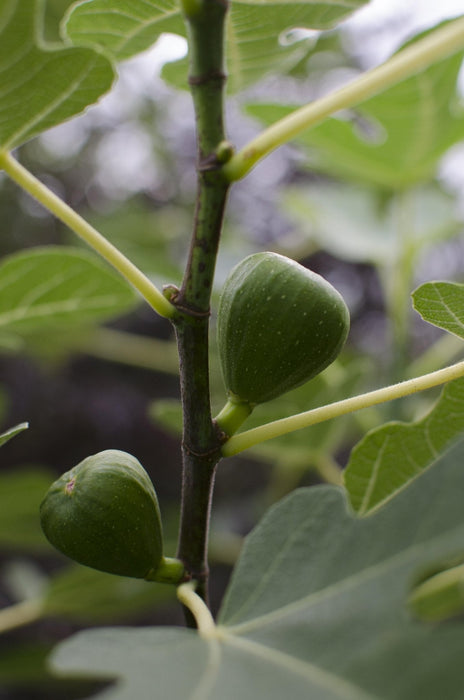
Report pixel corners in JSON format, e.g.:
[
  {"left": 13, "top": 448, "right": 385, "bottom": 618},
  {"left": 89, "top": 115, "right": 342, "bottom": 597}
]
[
  {"left": 0, "top": 0, "right": 114, "bottom": 149},
  {"left": 64, "top": 0, "right": 186, "bottom": 61},
  {"left": 408, "top": 562, "right": 464, "bottom": 622},
  {"left": 0, "top": 333, "right": 24, "bottom": 351},
  {"left": 43, "top": 565, "right": 176, "bottom": 623},
  {"left": 247, "top": 30, "right": 464, "bottom": 188},
  {"left": 150, "top": 398, "right": 183, "bottom": 436},
  {"left": 281, "top": 184, "right": 459, "bottom": 265},
  {"left": 0, "top": 422, "right": 28, "bottom": 448},
  {"left": 344, "top": 377, "right": 464, "bottom": 516},
  {"left": 0, "top": 468, "right": 53, "bottom": 549},
  {"left": 66, "top": 0, "right": 368, "bottom": 92},
  {"left": 43, "top": 0, "right": 78, "bottom": 41},
  {"left": 52, "top": 438, "right": 464, "bottom": 698},
  {"left": 0, "top": 247, "right": 137, "bottom": 334},
  {"left": 413, "top": 281, "right": 464, "bottom": 340},
  {"left": 81, "top": 203, "right": 187, "bottom": 284}
]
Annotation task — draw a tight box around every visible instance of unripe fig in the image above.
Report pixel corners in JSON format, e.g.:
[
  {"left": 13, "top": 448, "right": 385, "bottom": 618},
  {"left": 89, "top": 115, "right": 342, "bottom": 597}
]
[
  {"left": 217, "top": 252, "right": 350, "bottom": 407},
  {"left": 40, "top": 450, "right": 163, "bottom": 579}
]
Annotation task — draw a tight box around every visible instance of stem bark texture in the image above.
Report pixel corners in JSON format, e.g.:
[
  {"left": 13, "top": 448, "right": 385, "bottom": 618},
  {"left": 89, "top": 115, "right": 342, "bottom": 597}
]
[{"left": 173, "top": 0, "right": 230, "bottom": 618}]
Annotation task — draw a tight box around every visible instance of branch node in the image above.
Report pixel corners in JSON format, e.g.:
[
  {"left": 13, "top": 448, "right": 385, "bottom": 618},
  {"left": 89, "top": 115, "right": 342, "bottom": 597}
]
[{"left": 188, "top": 70, "right": 226, "bottom": 87}]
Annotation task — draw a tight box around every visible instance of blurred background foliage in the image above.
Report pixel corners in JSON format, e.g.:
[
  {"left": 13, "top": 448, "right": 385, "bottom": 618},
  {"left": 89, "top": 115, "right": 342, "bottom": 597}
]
[{"left": 1, "top": 0, "right": 464, "bottom": 697}]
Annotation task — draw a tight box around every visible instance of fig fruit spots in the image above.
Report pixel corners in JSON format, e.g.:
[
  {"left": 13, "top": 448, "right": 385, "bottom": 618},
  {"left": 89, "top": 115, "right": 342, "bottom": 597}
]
[
  {"left": 217, "top": 252, "right": 350, "bottom": 406},
  {"left": 40, "top": 450, "right": 163, "bottom": 579}
]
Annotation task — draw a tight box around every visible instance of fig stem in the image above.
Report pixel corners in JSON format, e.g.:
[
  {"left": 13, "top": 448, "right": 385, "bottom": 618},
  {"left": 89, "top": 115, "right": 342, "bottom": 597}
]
[
  {"left": 409, "top": 563, "right": 464, "bottom": 622},
  {"left": 222, "top": 359, "right": 464, "bottom": 457},
  {"left": 177, "top": 582, "right": 217, "bottom": 638},
  {"left": 215, "top": 398, "right": 253, "bottom": 437},
  {"left": 0, "top": 150, "right": 176, "bottom": 320},
  {"left": 174, "top": 0, "right": 230, "bottom": 623},
  {"left": 0, "top": 599, "right": 43, "bottom": 634},
  {"left": 223, "top": 16, "right": 464, "bottom": 182},
  {"left": 146, "top": 557, "right": 186, "bottom": 585}
]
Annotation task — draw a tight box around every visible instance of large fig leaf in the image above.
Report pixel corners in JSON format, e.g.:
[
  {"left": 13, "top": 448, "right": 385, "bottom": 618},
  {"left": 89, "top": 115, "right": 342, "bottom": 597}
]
[
  {"left": 0, "top": 247, "right": 137, "bottom": 335},
  {"left": 0, "top": 0, "right": 114, "bottom": 149},
  {"left": 247, "top": 28, "right": 464, "bottom": 188},
  {"left": 65, "top": 0, "right": 369, "bottom": 93},
  {"left": 53, "top": 437, "right": 464, "bottom": 699}
]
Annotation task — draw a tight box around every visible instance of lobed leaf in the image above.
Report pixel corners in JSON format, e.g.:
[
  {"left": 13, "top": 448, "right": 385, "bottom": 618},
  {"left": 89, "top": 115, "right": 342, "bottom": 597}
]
[
  {"left": 413, "top": 281, "right": 464, "bottom": 339},
  {"left": 52, "top": 437, "right": 464, "bottom": 698},
  {"left": 0, "top": 247, "right": 137, "bottom": 334},
  {"left": 65, "top": 0, "right": 369, "bottom": 92},
  {"left": 344, "top": 377, "right": 464, "bottom": 516},
  {"left": 0, "top": 0, "right": 114, "bottom": 149}
]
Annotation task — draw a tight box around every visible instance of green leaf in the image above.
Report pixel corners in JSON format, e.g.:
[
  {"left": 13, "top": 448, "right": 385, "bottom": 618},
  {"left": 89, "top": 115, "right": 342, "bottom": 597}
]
[
  {"left": 52, "top": 438, "right": 464, "bottom": 698},
  {"left": 0, "top": 468, "right": 53, "bottom": 550},
  {"left": 247, "top": 29, "right": 464, "bottom": 188},
  {"left": 81, "top": 203, "right": 186, "bottom": 285},
  {"left": 0, "top": 246, "right": 137, "bottom": 334},
  {"left": 409, "top": 562, "right": 464, "bottom": 622},
  {"left": 150, "top": 398, "right": 183, "bottom": 437},
  {"left": 66, "top": 0, "right": 369, "bottom": 92},
  {"left": 281, "top": 184, "right": 459, "bottom": 265},
  {"left": 0, "top": 643, "right": 55, "bottom": 685},
  {"left": 344, "top": 270, "right": 464, "bottom": 515},
  {"left": 0, "top": 0, "right": 114, "bottom": 149},
  {"left": 344, "top": 378, "right": 464, "bottom": 516},
  {"left": 43, "top": 0, "right": 77, "bottom": 42},
  {"left": 43, "top": 565, "right": 176, "bottom": 623},
  {"left": 0, "top": 422, "right": 28, "bottom": 448},
  {"left": 413, "top": 281, "right": 464, "bottom": 339},
  {"left": 65, "top": 0, "right": 186, "bottom": 61}
]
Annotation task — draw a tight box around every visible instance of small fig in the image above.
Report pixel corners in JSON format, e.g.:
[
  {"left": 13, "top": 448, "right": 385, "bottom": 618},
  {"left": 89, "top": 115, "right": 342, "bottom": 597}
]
[
  {"left": 217, "top": 252, "right": 350, "bottom": 407},
  {"left": 40, "top": 450, "right": 163, "bottom": 579}
]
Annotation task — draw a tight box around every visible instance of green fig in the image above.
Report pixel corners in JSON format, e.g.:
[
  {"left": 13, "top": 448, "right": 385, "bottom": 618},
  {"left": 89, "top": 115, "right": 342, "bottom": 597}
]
[
  {"left": 40, "top": 450, "right": 164, "bottom": 579},
  {"left": 217, "top": 252, "right": 350, "bottom": 408}
]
